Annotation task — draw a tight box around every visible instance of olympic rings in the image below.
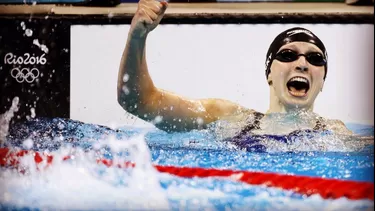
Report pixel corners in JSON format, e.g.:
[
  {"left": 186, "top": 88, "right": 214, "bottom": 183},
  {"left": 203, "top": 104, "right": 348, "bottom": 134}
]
[{"left": 10, "top": 67, "right": 40, "bottom": 83}]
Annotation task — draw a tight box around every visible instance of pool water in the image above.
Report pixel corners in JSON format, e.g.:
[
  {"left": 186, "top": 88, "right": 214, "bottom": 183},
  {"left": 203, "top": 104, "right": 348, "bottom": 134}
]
[{"left": 0, "top": 117, "right": 374, "bottom": 210}]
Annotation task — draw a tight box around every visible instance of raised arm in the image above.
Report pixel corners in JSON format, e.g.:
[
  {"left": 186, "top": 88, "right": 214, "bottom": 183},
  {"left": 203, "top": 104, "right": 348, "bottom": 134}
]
[{"left": 117, "top": 0, "right": 251, "bottom": 132}]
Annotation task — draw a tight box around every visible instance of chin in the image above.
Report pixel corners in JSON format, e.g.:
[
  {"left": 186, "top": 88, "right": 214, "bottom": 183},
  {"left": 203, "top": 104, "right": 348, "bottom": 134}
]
[{"left": 284, "top": 94, "right": 314, "bottom": 110}]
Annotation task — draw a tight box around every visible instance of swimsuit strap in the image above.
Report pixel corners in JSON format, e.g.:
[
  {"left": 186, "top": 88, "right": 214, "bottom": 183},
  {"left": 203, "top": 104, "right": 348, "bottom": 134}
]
[
  {"left": 234, "top": 113, "right": 327, "bottom": 140},
  {"left": 233, "top": 111, "right": 264, "bottom": 139},
  {"left": 313, "top": 116, "right": 327, "bottom": 131}
]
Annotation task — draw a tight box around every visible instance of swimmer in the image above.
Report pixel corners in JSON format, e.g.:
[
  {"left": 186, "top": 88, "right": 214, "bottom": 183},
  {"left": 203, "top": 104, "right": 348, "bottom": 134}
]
[{"left": 117, "top": 0, "right": 357, "bottom": 136}]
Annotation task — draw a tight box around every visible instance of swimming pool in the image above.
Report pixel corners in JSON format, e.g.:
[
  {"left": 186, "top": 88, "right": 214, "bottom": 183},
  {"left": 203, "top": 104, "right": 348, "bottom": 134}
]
[
  {"left": 0, "top": 2, "right": 373, "bottom": 210},
  {"left": 0, "top": 117, "right": 373, "bottom": 211}
]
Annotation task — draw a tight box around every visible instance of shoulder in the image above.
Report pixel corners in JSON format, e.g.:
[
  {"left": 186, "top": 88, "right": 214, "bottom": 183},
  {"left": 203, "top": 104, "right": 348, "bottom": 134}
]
[
  {"left": 324, "top": 118, "right": 353, "bottom": 135},
  {"left": 200, "top": 98, "right": 255, "bottom": 118}
]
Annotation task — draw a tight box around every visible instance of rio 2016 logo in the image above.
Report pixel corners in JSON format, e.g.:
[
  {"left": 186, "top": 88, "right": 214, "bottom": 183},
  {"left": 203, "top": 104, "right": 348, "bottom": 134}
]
[{"left": 4, "top": 53, "right": 47, "bottom": 83}]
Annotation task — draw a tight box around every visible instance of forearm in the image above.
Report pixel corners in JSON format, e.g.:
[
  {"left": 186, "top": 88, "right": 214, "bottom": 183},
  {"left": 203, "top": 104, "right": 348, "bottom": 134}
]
[
  {"left": 117, "top": 33, "right": 156, "bottom": 112},
  {"left": 116, "top": 32, "right": 210, "bottom": 131}
]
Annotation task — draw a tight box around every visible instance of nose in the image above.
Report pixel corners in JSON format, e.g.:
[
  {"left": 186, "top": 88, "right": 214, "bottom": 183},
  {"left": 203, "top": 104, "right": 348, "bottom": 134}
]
[{"left": 295, "top": 55, "right": 308, "bottom": 72}]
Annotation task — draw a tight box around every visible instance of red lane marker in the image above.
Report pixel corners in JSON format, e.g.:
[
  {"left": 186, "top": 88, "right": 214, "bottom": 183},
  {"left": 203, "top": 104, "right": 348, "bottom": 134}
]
[{"left": 0, "top": 147, "right": 373, "bottom": 200}]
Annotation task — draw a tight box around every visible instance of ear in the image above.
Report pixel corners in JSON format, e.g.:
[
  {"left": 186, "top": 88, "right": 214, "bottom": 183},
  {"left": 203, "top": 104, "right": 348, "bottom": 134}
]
[{"left": 267, "top": 74, "right": 273, "bottom": 86}]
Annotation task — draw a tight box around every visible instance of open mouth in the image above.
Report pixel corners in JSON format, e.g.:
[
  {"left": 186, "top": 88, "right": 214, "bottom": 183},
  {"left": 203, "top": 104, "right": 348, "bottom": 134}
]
[{"left": 286, "top": 76, "right": 310, "bottom": 97}]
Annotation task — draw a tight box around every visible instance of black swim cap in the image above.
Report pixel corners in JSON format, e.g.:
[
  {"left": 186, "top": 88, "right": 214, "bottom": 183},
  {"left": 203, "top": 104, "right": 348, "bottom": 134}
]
[{"left": 265, "top": 27, "right": 328, "bottom": 81}]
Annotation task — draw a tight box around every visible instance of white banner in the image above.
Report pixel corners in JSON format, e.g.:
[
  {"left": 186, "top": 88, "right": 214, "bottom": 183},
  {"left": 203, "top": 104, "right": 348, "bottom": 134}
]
[{"left": 71, "top": 24, "right": 374, "bottom": 128}]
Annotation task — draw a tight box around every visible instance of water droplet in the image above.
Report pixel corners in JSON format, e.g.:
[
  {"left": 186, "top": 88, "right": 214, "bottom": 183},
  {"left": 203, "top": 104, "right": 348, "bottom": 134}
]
[
  {"left": 30, "top": 107, "right": 36, "bottom": 118},
  {"left": 20, "top": 21, "right": 26, "bottom": 30},
  {"left": 25, "top": 29, "right": 33, "bottom": 37},
  {"left": 33, "top": 39, "right": 49, "bottom": 53},
  {"left": 123, "top": 74, "right": 129, "bottom": 82},
  {"left": 196, "top": 117, "right": 204, "bottom": 125},
  {"left": 153, "top": 116, "right": 163, "bottom": 124},
  {"left": 122, "top": 85, "right": 130, "bottom": 95},
  {"left": 40, "top": 44, "right": 49, "bottom": 54}
]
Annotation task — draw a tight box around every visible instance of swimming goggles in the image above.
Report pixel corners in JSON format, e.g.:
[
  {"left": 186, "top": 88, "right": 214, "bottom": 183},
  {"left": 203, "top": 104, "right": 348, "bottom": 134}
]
[{"left": 275, "top": 49, "right": 327, "bottom": 66}]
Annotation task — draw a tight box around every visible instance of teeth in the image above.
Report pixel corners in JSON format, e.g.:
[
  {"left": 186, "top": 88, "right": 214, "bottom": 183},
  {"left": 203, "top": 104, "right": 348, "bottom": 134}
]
[{"left": 290, "top": 77, "right": 308, "bottom": 83}]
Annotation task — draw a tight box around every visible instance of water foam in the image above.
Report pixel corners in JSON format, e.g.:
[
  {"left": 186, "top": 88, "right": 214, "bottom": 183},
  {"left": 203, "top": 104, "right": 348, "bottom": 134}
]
[
  {"left": 0, "top": 102, "right": 373, "bottom": 210},
  {"left": 0, "top": 134, "right": 170, "bottom": 210}
]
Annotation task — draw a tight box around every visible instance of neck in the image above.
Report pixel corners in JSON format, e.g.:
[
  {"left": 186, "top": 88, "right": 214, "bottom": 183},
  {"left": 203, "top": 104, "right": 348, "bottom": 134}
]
[{"left": 266, "top": 87, "right": 314, "bottom": 115}]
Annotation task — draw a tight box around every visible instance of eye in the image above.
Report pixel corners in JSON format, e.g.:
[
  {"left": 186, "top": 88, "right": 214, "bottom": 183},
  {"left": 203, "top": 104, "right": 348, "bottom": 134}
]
[
  {"left": 306, "top": 53, "right": 326, "bottom": 66},
  {"left": 275, "top": 50, "right": 298, "bottom": 62}
]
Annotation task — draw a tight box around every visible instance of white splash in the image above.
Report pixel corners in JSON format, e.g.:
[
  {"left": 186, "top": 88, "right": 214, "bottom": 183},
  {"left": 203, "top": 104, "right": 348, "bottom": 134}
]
[
  {"left": 22, "top": 139, "right": 34, "bottom": 149},
  {"left": 33, "top": 39, "right": 49, "bottom": 54},
  {"left": 0, "top": 97, "right": 19, "bottom": 145},
  {"left": 0, "top": 134, "right": 170, "bottom": 210}
]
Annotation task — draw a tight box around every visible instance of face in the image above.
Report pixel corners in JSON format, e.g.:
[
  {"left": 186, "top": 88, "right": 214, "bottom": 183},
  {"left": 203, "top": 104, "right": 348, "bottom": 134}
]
[{"left": 267, "top": 42, "right": 326, "bottom": 110}]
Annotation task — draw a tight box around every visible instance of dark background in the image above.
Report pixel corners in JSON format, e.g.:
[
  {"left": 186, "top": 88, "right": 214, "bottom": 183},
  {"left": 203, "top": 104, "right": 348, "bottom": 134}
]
[{"left": 0, "top": 18, "right": 70, "bottom": 124}]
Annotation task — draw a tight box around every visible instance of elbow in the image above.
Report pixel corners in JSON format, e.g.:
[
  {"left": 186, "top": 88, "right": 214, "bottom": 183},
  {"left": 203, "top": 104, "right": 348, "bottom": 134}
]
[
  {"left": 117, "top": 85, "right": 139, "bottom": 114},
  {"left": 117, "top": 85, "right": 128, "bottom": 111},
  {"left": 117, "top": 79, "right": 132, "bottom": 109},
  {"left": 117, "top": 82, "right": 158, "bottom": 116}
]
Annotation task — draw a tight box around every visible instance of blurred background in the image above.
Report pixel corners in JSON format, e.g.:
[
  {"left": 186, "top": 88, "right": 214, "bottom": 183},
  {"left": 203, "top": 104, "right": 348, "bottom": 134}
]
[{"left": 0, "top": 0, "right": 373, "bottom": 6}]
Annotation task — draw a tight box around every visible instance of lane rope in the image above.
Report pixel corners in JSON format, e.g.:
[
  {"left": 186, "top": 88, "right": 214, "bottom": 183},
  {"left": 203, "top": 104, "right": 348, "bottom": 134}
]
[{"left": 0, "top": 147, "right": 373, "bottom": 200}]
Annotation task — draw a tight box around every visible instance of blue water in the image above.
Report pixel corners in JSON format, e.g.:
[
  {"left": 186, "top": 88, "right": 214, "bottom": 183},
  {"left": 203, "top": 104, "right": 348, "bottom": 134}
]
[{"left": 1, "top": 117, "right": 374, "bottom": 210}]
